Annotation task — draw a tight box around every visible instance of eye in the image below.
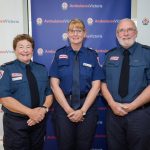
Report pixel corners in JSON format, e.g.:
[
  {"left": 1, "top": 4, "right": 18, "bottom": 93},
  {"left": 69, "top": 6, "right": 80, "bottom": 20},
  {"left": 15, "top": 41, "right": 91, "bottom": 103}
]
[
  {"left": 118, "top": 29, "right": 124, "bottom": 33},
  {"left": 27, "top": 46, "right": 31, "bottom": 48},
  {"left": 19, "top": 46, "right": 23, "bottom": 48},
  {"left": 68, "top": 29, "right": 83, "bottom": 34},
  {"left": 118, "top": 28, "right": 136, "bottom": 34},
  {"left": 128, "top": 28, "right": 135, "bottom": 32}
]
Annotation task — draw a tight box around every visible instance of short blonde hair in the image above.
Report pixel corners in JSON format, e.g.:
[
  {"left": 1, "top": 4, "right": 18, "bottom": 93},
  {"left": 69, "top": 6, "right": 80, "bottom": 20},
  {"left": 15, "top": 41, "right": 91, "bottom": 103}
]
[{"left": 68, "top": 19, "right": 85, "bottom": 31}]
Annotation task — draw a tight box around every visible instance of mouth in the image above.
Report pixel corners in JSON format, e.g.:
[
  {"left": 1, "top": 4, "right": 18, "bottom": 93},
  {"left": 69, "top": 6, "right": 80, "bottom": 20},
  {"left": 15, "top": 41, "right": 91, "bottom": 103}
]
[
  {"left": 21, "top": 54, "right": 30, "bottom": 57},
  {"left": 72, "top": 37, "right": 80, "bottom": 40}
]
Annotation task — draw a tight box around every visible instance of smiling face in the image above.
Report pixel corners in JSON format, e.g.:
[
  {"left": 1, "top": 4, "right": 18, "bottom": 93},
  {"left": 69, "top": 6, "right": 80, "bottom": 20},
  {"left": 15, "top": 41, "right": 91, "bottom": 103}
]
[
  {"left": 67, "top": 19, "right": 86, "bottom": 50},
  {"left": 14, "top": 40, "right": 33, "bottom": 64},
  {"left": 13, "top": 34, "right": 34, "bottom": 64},
  {"left": 116, "top": 19, "right": 137, "bottom": 49}
]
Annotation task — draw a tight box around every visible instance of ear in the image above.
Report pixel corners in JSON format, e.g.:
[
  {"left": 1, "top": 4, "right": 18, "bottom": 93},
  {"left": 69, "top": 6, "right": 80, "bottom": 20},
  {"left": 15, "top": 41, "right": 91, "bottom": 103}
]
[{"left": 84, "top": 30, "right": 87, "bottom": 37}]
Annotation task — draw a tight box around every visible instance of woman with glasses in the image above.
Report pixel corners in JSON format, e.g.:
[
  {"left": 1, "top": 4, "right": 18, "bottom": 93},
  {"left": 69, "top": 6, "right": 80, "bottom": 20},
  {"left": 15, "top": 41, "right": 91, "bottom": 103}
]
[{"left": 49, "top": 19, "right": 105, "bottom": 150}]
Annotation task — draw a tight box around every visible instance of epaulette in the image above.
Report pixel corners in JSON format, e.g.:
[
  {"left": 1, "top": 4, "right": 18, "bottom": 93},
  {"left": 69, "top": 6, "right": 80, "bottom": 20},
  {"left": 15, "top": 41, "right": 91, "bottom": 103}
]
[
  {"left": 56, "top": 46, "right": 67, "bottom": 52},
  {"left": 142, "top": 45, "right": 150, "bottom": 50},
  {"left": 0, "top": 60, "right": 14, "bottom": 67},
  {"left": 33, "top": 61, "right": 45, "bottom": 67},
  {"left": 87, "top": 47, "right": 93, "bottom": 51},
  {"left": 106, "top": 47, "right": 117, "bottom": 55},
  {"left": 86, "top": 47, "right": 97, "bottom": 53}
]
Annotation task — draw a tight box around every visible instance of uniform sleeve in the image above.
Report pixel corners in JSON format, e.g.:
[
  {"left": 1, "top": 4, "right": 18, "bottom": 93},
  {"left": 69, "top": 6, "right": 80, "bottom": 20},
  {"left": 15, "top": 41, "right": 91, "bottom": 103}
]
[
  {"left": 92, "top": 52, "right": 105, "bottom": 81},
  {"left": 146, "top": 70, "right": 150, "bottom": 84},
  {"left": 41, "top": 66, "right": 52, "bottom": 96},
  {"left": 146, "top": 58, "right": 150, "bottom": 84},
  {"left": 45, "top": 78, "right": 52, "bottom": 96},
  {"left": 49, "top": 54, "right": 59, "bottom": 78},
  {"left": 0, "top": 66, "right": 12, "bottom": 98},
  {"left": 144, "top": 47, "right": 150, "bottom": 84},
  {"left": 101, "top": 54, "right": 108, "bottom": 83}
]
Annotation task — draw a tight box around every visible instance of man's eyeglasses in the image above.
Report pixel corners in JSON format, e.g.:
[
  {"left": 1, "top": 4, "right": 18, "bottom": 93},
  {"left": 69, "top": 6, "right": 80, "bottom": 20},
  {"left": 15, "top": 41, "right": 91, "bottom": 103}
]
[{"left": 117, "top": 28, "right": 136, "bottom": 34}]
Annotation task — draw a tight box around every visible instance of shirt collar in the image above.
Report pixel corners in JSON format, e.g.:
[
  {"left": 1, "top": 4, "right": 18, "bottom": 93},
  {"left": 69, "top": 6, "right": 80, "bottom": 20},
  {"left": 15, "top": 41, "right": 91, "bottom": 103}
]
[
  {"left": 119, "top": 42, "right": 138, "bottom": 55},
  {"left": 68, "top": 45, "right": 85, "bottom": 54},
  {"left": 16, "top": 59, "right": 33, "bottom": 68}
]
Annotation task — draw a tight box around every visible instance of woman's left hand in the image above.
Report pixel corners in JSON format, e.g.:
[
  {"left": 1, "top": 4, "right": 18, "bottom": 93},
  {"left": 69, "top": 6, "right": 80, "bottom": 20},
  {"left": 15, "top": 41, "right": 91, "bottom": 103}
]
[{"left": 67, "top": 110, "right": 84, "bottom": 122}]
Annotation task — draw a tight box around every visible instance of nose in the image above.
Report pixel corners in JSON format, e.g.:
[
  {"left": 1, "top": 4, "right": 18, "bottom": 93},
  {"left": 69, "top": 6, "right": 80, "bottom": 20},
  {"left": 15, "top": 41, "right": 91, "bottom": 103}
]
[
  {"left": 74, "top": 31, "right": 78, "bottom": 35},
  {"left": 23, "top": 48, "right": 28, "bottom": 52},
  {"left": 123, "top": 30, "right": 129, "bottom": 35}
]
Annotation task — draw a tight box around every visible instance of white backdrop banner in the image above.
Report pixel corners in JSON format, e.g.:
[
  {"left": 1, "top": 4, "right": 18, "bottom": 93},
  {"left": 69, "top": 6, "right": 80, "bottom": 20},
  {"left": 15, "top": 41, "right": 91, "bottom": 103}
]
[
  {"left": 0, "top": 0, "right": 25, "bottom": 65},
  {"left": 0, "top": 0, "right": 26, "bottom": 148},
  {"left": 137, "top": 0, "right": 150, "bottom": 45}
]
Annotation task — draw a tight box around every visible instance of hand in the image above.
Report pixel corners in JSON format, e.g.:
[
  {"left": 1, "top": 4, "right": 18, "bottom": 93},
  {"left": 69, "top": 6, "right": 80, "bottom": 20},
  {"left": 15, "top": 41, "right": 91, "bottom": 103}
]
[
  {"left": 67, "top": 109, "right": 84, "bottom": 122},
  {"left": 120, "top": 103, "right": 135, "bottom": 113},
  {"left": 110, "top": 102, "right": 128, "bottom": 116},
  {"left": 27, "top": 119, "right": 36, "bottom": 126},
  {"left": 27, "top": 107, "right": 46, "bottom": 123}
]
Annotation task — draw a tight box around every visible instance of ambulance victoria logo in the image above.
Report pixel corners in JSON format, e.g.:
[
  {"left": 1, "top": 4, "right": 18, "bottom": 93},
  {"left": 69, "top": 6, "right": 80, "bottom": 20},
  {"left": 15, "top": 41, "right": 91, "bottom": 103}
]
[
  {"left": 87, "top": 18, "right": 94, "bottom": 26},
  {"left": 37, "top": 48, "right": 44, "bottom": 56},
  {"left": 36, "top": 18, "right": 43, "bottom": 26},
  {"left": 62, "top": 33, "right": 68, "bottom": 41},
  {"left": 62, "top": 2, "right": 68, "bottom": 10},
  {"left": 142, "top": 18, "right": 149, "bottom": 25}
]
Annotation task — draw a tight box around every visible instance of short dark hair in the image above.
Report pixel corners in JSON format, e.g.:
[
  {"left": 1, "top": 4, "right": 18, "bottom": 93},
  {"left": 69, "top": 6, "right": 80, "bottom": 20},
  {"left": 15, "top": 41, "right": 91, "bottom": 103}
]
[{"left": 13, "top": 34, "right": 34, "bottom": 50}]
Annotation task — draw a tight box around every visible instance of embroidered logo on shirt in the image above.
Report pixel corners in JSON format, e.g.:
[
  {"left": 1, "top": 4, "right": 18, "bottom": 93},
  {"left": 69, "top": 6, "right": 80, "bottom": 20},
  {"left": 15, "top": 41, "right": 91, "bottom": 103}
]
[
  {"left": 83, "top": 63, "right": 92, "bottom": 68},
  {"left": 0, "top": 70, "right": 4, "bottom": 79},
  {"left": 59, "top": 54, "right": 68, "bottom": 59},
  {"left": 110, "top": 56, "right": 119, "bottom": 61},
  {"left": 11, "top": 73, "right": 23, "bottom": 81}
]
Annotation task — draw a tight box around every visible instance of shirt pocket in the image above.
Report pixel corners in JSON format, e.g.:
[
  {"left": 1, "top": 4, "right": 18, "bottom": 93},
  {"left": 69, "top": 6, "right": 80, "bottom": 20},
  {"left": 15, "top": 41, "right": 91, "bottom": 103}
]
[
  {"left": 37, "top": 79, "right": 48, "bottom": 100},
  {"left": 82, "top": 65, "right": 93, "bottom": 80},
  {"left": 105, "top": 61, "right": 120, "bottom": 80},
  {"left": 58, "top": 59, "right": 70, "bottom": 77},
  {"left": 10, "top": 80, "right": 28, "bottom": 96},
  {"left": 130, "top": 61, "right": 147, "bottom": 82},
  {"left": 37, "top": 79, "right": 48, "bottom": 90}
]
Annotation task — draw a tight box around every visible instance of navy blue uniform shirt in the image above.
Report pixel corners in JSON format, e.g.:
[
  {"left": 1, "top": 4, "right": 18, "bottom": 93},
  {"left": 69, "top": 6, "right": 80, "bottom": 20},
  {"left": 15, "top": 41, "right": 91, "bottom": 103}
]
[
  {"left": 103, "top": 42, "right": 150, "bottom": 103},
  {"left": 49, "top": 46, "right": 105, "bottom": 94},
  {"left": 0, "top": 59, "right": 51, "bottom": 114}
]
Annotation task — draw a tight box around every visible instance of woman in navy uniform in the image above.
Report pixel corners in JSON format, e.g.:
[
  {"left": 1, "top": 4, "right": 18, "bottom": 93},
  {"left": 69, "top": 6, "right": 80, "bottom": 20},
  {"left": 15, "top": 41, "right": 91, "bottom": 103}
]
[
  {"left": 0, "top": 34, "right": 53, "bottom": 150},
  {"left": 49, "top": 19, "right": 105, "bottom": 150}
]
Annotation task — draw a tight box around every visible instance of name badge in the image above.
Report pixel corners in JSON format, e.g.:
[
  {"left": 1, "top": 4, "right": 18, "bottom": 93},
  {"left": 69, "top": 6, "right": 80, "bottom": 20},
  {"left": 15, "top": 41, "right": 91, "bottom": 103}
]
[
  {"left": 83, "top": 63, "right": 92, "bottom": 68},
  {"left": 110, "top": 56, "right": 119, "bottom": 61},
  {"left": 11, "top": 73, "right": 23, "bottom": 81},
  {"left": 59, "top": 54, "right": 68, "bottom": 59},
  {"left": 12, "top": 76, "right": 22, "bottom": 81}
]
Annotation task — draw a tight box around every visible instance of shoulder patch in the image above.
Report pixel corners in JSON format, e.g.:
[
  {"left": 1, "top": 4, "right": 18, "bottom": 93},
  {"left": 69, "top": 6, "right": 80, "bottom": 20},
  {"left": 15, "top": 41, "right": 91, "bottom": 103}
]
[
  {"left": 1, "top": 60, "right": 14, "bottom": 67},
  {"left": 142, "top": 45, "right": 150, "bottom": 50},
  {"left": 106, "top": 47, "right": 117, "bottom": 55}
]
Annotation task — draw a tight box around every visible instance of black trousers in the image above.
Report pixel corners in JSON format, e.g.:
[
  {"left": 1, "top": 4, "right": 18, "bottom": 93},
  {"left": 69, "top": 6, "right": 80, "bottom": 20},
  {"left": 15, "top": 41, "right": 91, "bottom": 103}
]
[
  {"left": 106, "top": 107, "right": 150, "bottom": 150},
  {"left": 3, "top": 113, "right": 46, "bottom": 150},
  {"left": 52, "top": 99, "right": 98, "bottom": 150}
]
